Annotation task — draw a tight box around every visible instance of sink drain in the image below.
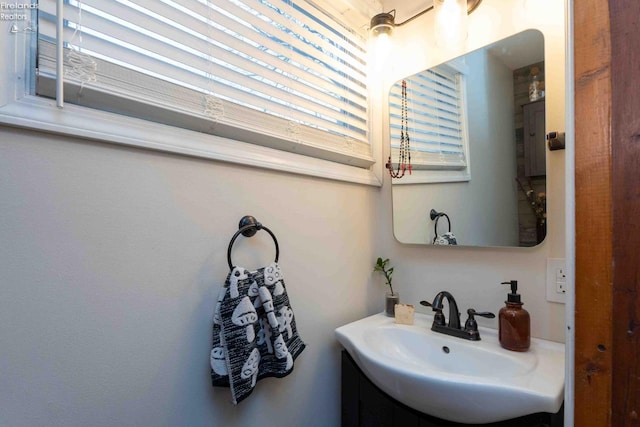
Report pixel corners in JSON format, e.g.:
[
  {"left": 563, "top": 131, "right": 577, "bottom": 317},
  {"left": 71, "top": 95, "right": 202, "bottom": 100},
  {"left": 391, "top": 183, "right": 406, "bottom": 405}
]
[{"left": 442, "top": 346, "right": 450, "bottom": 354}]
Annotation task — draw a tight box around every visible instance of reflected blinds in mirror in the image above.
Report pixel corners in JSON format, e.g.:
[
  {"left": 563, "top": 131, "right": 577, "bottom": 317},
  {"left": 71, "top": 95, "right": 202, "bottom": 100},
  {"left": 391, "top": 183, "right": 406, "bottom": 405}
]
[{"left": 389, "top": 66, "right": 468, "bottom": 170}]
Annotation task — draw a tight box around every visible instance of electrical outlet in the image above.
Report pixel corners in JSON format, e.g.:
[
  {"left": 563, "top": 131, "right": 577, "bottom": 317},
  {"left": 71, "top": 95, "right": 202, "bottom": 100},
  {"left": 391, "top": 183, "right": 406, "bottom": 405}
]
[{"left": 546, "top": 258, "right": 567, "bottom": 304}]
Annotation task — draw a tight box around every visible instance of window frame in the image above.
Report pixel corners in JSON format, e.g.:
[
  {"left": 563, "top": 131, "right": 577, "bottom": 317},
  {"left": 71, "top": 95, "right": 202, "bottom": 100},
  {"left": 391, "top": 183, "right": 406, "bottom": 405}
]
[{"left": 0, "top": 12, "right": 382, "bottom": 187}]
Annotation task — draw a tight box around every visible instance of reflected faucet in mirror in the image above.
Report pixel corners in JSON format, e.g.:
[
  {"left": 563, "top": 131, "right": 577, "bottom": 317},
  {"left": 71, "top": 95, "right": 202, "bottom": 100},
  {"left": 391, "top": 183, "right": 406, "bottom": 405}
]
[{"left": 391, "top": 29, "right": 550, "bottom": 248}]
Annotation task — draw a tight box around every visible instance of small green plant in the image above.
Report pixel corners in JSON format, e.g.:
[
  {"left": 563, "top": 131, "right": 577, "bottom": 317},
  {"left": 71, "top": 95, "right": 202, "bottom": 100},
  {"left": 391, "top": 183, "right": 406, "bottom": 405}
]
[{"left": 373, "top": 257, "right": 396, "bottom": 296}]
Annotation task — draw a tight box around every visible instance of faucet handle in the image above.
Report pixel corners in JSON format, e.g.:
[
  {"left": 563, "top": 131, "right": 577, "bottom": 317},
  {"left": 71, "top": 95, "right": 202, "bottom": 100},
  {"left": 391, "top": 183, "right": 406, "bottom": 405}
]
[
  {"left": 464, "top": 308, "right": 495, "bottom": 332},
  {"left": 420, "top": 300, "right": 446, "bottom": 326},
  {"left": 468, "top": 309, "right": 495, "bottom": 319}
]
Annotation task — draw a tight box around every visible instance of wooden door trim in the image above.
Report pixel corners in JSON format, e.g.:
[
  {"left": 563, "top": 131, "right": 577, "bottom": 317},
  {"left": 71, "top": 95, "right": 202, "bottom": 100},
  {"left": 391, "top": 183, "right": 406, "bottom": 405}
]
[
  {"left": 574, "top": 1, "right": 640, "bottom": 425},
  {"left": 574, "top": 0, "right": 612, "bottom": 425},
  {"left": 609, "top": 1, "right": 640, "bottom": 424}
]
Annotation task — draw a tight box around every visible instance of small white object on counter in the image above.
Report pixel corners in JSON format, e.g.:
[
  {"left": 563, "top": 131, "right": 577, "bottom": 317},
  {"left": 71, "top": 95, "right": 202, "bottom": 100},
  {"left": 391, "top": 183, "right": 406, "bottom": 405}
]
[{"left": 394, "top": 304, "right": 415, "bottom": 325}]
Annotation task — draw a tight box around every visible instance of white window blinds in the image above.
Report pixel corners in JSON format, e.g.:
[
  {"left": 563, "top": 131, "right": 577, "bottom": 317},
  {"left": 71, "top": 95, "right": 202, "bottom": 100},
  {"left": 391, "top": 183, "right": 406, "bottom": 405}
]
[
  {"left": 36, "top": 0, "right": 373, "bottom": 168},
  {"left": 389, "top": 65, "right": 468, "bottom": 170}
]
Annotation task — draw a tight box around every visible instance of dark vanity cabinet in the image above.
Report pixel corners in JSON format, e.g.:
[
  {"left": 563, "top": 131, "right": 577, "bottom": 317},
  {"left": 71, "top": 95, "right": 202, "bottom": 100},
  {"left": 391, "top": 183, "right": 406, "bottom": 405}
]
[
  {"left": 523, "top": 100, "right": 546, "bottom": 177},
  {"left": 341, "top": 351, "right": 563, "bottom": 427}
]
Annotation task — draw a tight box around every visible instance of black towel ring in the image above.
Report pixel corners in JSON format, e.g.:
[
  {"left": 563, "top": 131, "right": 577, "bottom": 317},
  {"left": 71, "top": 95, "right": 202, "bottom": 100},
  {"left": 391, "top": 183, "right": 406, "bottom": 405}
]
[
  {"left": 227, "top": 215, "right": 280, "bottom": 269},
  {"left": 430, "top": 209, "right": 452, "bottom": 243}
]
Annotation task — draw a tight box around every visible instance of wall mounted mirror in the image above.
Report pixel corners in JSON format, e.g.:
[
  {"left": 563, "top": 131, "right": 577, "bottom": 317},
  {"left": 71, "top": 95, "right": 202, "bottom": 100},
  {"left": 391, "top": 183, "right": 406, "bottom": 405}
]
[{"left": 391, "top": 29, "right": 548, "bottom": 248}]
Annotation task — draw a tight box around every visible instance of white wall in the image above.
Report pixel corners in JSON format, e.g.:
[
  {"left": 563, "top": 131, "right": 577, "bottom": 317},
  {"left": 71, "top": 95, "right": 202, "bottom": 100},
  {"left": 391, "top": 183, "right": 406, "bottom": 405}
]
[
  {"left": 392, "top": 48, "right": 519, "bottom": 246},
  {"left": 0, "top": 126, "right": 381, "bottom": 427}
]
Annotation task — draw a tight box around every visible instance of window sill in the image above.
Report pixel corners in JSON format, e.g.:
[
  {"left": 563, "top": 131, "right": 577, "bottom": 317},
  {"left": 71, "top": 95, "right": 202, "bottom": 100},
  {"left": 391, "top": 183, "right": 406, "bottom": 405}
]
[
  {"left": 390, "top": 169, "right": 471, "bottom": 185},
  {"left": 0, "top": 94, "right": 383, "bottom": 186}
]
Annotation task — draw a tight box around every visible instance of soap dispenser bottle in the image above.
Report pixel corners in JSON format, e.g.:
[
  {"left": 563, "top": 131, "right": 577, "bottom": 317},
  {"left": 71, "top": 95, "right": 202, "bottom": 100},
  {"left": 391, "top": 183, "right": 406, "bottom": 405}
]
[{"left": 499, "top": 280, "right": 530, "bottom": 351}]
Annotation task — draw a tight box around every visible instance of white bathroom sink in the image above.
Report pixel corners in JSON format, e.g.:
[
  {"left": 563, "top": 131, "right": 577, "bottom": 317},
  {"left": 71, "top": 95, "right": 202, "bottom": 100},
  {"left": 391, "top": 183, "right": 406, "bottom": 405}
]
[{"left": 335, "top": 312, "right": 564, "bottom": 424}]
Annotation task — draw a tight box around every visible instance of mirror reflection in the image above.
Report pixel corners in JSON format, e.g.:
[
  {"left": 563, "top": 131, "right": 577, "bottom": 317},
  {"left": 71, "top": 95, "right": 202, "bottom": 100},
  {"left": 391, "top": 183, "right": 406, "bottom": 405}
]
[{"left": 391, "top": 29, "right": 547, "bottom": 248}]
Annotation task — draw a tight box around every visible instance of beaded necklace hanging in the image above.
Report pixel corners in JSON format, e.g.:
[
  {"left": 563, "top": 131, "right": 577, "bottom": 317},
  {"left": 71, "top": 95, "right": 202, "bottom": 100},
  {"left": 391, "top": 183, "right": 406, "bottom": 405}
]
[{"left": 386, "top": 80, "right": 412, "bottom": 179}]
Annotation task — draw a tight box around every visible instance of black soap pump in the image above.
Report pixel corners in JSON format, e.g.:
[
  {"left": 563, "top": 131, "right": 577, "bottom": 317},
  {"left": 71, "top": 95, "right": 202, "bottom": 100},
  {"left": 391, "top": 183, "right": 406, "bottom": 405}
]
[{"left": 499, "top": 280, "right": 530, "bottom": 351}]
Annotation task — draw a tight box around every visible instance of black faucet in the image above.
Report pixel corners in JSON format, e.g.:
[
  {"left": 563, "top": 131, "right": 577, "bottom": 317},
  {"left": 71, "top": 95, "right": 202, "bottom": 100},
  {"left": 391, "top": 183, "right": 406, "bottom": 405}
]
[
  {"left": 432, "top": 291, "right": 461, "bottom": 329},
  {"left": 420, "top": 291, "right": 495, "bottom": 341}
]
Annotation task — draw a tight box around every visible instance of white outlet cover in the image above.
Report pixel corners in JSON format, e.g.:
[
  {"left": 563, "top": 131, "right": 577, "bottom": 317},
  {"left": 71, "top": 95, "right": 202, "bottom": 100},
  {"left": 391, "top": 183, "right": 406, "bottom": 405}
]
[{"left": 546, "top": 258, "right": 567, "bottom": 304}]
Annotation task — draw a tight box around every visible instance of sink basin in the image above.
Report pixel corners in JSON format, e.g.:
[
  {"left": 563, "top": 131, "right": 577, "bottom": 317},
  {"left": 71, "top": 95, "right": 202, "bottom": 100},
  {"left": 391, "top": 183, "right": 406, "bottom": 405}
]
[{"left": 335, "top": 312, "right": 564, "bottom": 424}]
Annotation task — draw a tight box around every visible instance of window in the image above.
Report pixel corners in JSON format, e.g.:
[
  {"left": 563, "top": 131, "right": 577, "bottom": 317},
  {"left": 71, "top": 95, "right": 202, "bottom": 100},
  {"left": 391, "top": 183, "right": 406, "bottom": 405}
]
[
  {"left": 388, "top": 63, "right": 470, "bottom": 183},
  {"left": 0, "top": 0, "right": 381, "bottom": 185}
]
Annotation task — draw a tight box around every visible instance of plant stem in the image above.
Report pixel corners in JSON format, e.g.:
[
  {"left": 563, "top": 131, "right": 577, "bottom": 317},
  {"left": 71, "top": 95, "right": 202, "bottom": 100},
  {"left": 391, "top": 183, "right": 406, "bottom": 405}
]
[{"left": 384, "top": 272, "right": 395, "bottom": 295}]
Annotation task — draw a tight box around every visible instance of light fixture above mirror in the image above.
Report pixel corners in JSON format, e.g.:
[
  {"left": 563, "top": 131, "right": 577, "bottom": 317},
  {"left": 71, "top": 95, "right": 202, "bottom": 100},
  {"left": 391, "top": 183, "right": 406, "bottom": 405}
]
[{"left": 369, "top": 0, "right": 484, "bottom": 37}]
